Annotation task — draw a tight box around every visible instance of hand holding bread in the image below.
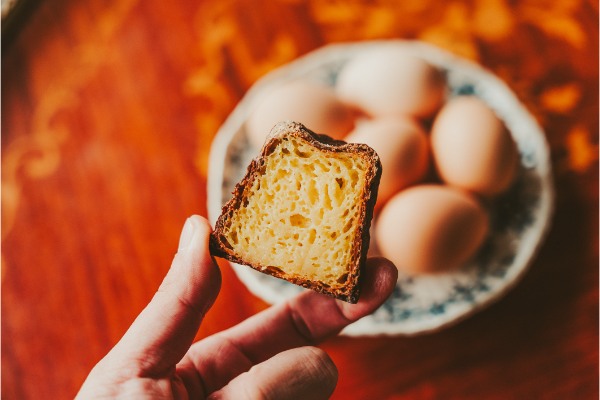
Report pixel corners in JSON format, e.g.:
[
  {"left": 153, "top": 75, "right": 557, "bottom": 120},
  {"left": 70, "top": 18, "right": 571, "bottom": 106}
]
[{"left": 76, "top": 215, "right": 397, "bottom": 399}]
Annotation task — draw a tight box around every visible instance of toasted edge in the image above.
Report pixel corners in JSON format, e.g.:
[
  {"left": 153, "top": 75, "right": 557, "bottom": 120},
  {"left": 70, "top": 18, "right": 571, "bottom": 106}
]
[{"left": 209, "top": 120, "right": 382, "bottom": 303}]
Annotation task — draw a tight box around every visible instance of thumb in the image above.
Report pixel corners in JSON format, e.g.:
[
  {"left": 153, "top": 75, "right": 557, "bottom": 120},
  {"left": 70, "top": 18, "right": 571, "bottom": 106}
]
[
  {"left": 107, "top": 215, "right": 222, "bottom": 376},
  {"left": 207, "top": 347, "right": 338, "bottom": 400}
]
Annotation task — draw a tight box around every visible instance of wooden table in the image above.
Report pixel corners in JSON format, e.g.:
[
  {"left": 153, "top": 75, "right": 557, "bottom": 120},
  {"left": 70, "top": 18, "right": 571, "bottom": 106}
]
[{"left": 2, "top": 0, "right": 598, "bottom": 398}]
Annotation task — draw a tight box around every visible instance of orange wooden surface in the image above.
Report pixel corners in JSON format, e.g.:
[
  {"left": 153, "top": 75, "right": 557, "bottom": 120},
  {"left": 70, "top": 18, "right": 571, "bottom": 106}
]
[{"left": 2, "top": 0, "right": 598, "bottom": 399}]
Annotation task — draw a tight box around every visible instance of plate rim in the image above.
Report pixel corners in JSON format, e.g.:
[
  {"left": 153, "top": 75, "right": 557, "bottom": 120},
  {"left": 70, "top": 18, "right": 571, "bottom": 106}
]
[{"left": 206, "top": 39, "right": 555, "bottom": 337}]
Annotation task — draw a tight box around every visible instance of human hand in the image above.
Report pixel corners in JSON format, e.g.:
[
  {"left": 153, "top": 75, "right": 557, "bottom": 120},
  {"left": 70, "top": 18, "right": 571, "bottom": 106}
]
[{"left": 76, "top": 215, "right": 397, "bottom": 399}]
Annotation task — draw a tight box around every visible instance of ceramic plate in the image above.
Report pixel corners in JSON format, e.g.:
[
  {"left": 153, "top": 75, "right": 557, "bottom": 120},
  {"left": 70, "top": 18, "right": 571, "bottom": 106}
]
[{"left": 207, "top": 40, "right": 554, "bottom": 336}]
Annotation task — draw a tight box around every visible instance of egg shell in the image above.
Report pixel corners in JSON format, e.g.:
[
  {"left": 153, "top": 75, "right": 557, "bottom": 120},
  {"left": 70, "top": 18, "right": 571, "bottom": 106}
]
[
  {"left": 375, "top": 185, "right": 489, "bottom": 275},
  {"left": 245, "top": 81, "right": 354, "bottom": 149},
  {"left": 336, "top": 47, "right": 446, "bottom": 119},
  {"left": 430, "top": 96, "right": 519, "bottom": 196},
  {"left": 345, "top": 116, "right": 429, "bottom": 208}
]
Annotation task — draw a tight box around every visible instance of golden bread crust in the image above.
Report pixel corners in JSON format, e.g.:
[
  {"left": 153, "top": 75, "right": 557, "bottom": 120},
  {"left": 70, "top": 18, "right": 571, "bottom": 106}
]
[{"left": 209, "top": 121, "right": 382, "bottom": 303}]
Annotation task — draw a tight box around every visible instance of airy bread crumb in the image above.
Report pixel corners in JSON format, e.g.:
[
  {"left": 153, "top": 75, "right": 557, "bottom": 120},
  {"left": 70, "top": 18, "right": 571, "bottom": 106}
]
[{"left": 210, "top": 121, "right": 381, "bottom": 303}]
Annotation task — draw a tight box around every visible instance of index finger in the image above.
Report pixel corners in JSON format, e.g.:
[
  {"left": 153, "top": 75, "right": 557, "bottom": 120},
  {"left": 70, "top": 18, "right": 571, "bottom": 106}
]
[{"left": 180, "top": 257, "right": 397, "bottom": 395}]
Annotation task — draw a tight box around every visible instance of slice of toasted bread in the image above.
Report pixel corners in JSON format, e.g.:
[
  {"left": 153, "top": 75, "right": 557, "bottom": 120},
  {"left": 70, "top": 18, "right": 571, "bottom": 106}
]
[{"left": 210, "top": 121, "right": 381, "bottom": 303}]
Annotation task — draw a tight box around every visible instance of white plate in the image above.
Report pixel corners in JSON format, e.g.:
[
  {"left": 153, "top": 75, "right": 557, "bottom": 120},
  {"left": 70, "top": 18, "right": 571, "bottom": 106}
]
[{"left": 207, "top": 40, "right": 554, "bottom": 336}]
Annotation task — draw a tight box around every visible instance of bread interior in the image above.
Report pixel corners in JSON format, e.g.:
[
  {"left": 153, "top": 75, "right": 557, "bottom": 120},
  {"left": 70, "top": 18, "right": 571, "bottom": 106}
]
[{"left": 221, "top": 136, "right": 368, "bottom": 288}]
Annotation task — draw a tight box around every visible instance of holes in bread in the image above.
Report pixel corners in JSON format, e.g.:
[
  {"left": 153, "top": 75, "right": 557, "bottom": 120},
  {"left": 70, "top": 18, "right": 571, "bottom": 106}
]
[
  {"left": 337, "top": 273, "right": 349, "bottom": 284},
  {"left": 264, "top": 190, "right": 274, "bottom": 202},
  {"left": 332, "top": 182, "right": 344, "bottom": 207},
  {"left": 307, "top": 179, "right": 318, "bottom": 205},
  {"left": 315, "top": 159, "right": 330, "bottom": 172},
  {"left": 350, "top": 170, "right": 359, "bottom": 188},
  {"left": 343, "top": 218, "right": 354, "bottom": 233},
  {"left": 290, "top": 214, "right": 310, "bottom": 228},
  {"left": 305, "top": 163, "right": 317, "bottom": 177},
  {"left": 308, "top": 229, "right": 316, "bottom": 244},
  {"left": 323, "top": 184, "right": 332, "bottom": 210},
  {"left": 294, "top": 148, "right": 310, "bottom": 158}
]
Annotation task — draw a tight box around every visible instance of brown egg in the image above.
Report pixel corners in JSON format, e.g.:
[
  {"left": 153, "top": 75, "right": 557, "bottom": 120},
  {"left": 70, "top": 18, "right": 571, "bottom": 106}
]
[
  {"left": 430, "top": 96, "right": 519, "bottom": 196},
  {"left": 246, "top": 81, "right": 354, "bottom": 149},
  {"left": 345, "top": 116, "right": 429, "bottom": 208},
  {"left": 375, "top": 185, "right": 488, "bottom": 275},
  {"left": 336, "top": 47, "right": 446, "bottom": 119}
]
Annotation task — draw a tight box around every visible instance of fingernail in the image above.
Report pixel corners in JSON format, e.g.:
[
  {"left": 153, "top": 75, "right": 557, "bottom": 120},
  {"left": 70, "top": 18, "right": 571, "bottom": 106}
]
[{"left": 178, "top": 218, "right": 195, "bottom": 251}]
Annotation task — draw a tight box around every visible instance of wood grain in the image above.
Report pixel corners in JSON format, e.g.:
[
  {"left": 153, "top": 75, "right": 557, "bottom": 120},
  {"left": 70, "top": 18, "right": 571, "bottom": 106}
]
[{"left": 2, "top": 0, "right": 598, "bottom": 399}]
